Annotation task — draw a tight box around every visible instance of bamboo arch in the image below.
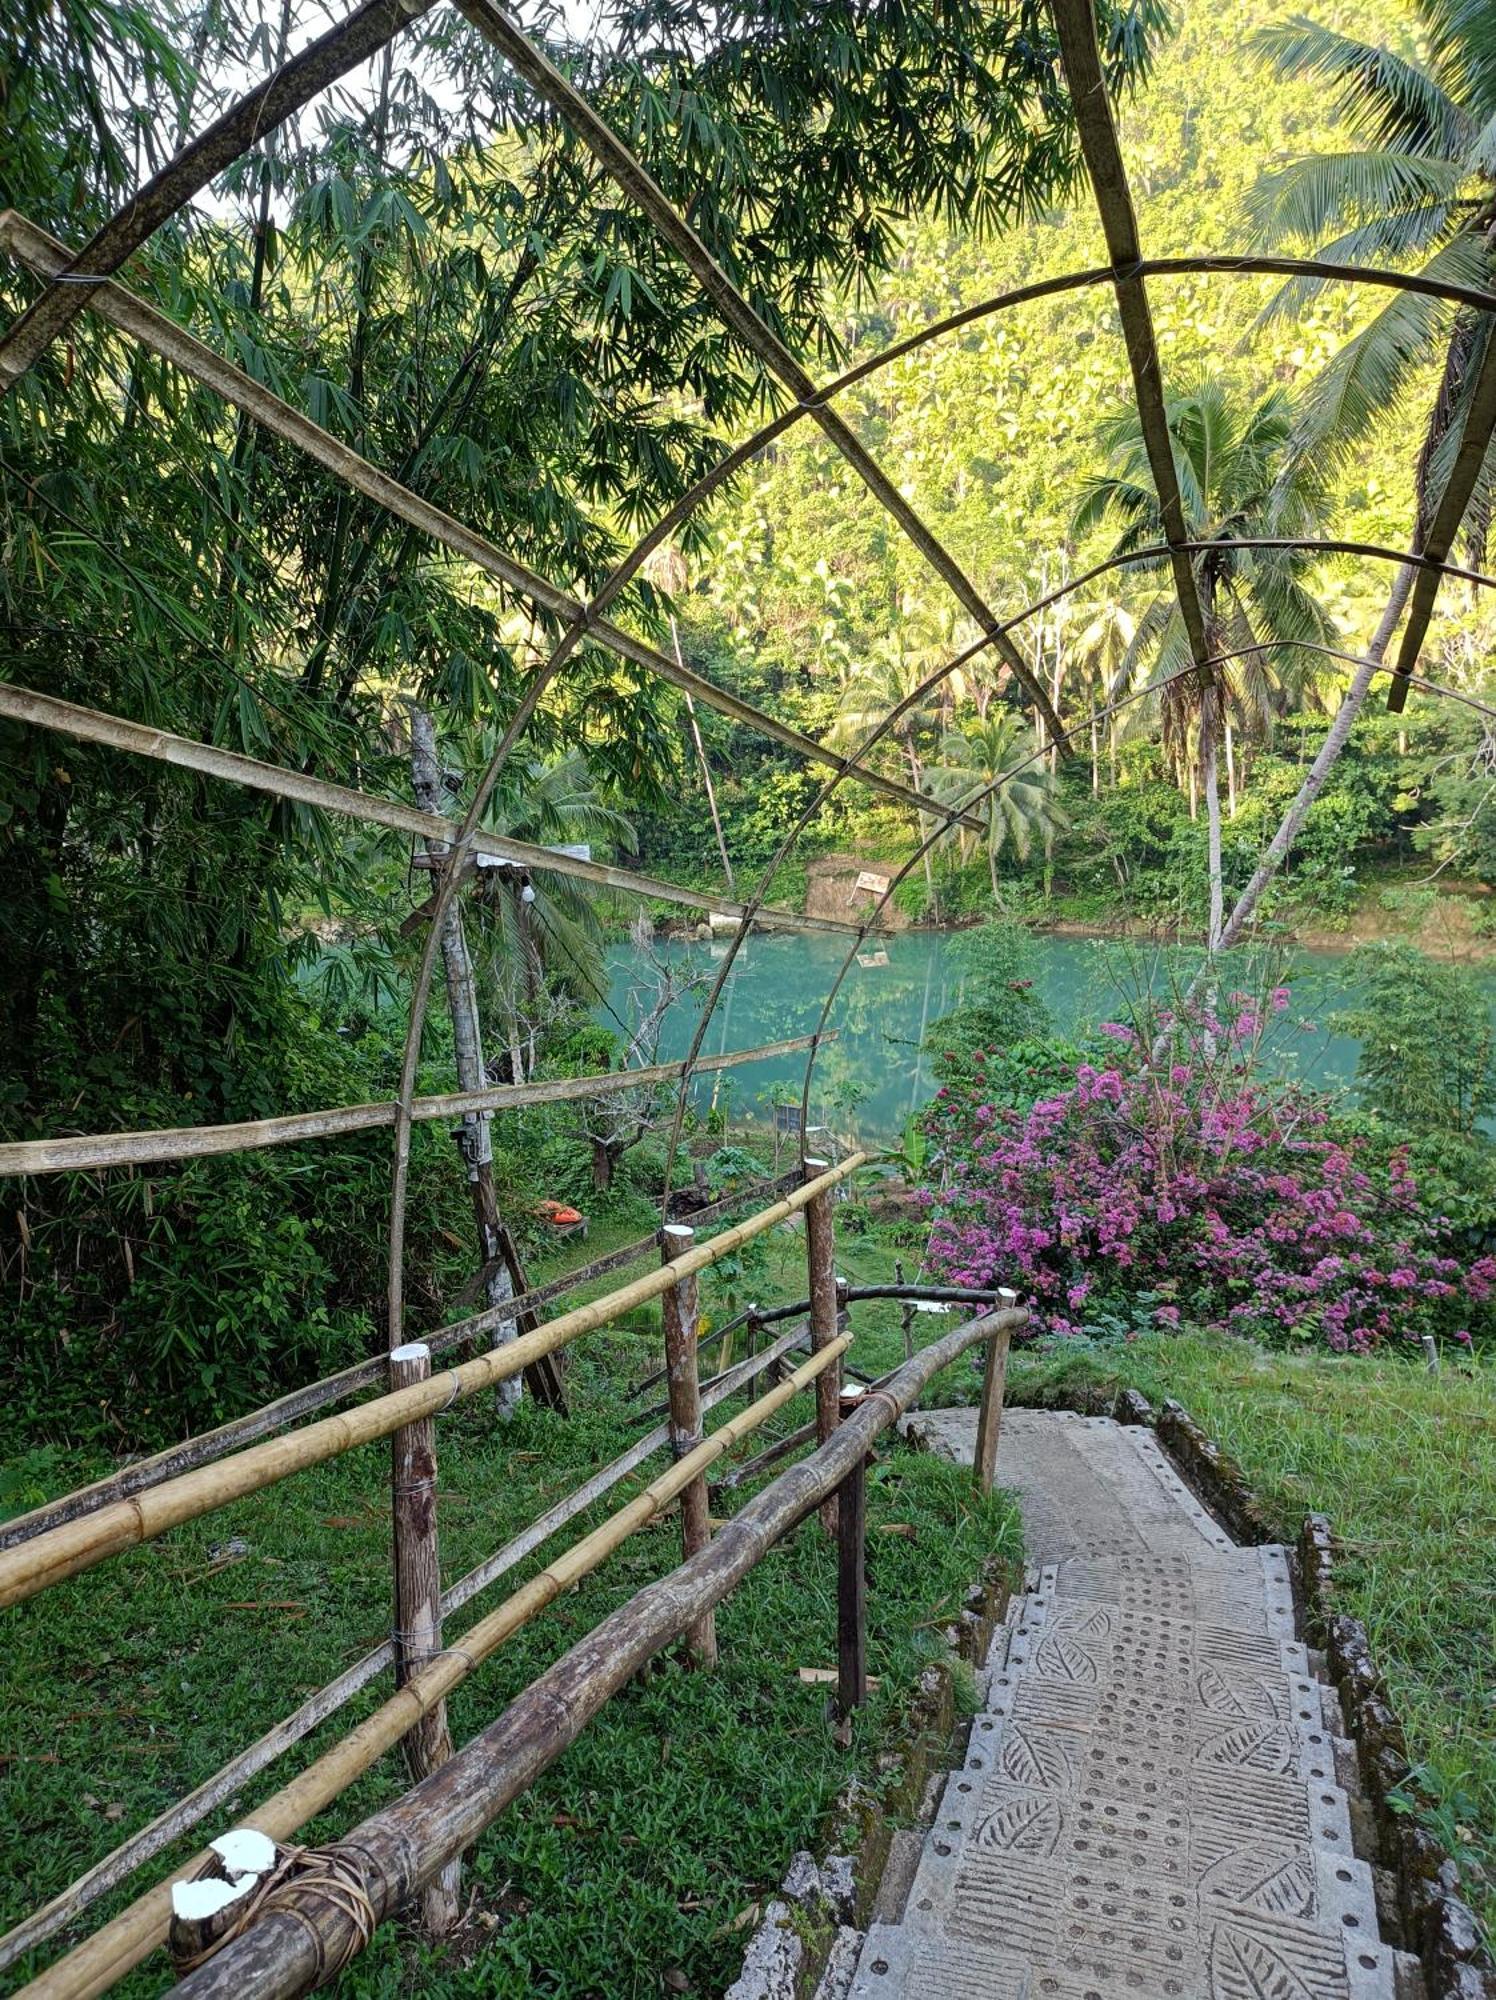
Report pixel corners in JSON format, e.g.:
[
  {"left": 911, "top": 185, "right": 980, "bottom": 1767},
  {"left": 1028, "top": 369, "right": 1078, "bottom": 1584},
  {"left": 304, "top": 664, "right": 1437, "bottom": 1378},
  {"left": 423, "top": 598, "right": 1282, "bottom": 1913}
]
[{"left": 5, "top": 0, "right": 1496, "bottom": 1983}]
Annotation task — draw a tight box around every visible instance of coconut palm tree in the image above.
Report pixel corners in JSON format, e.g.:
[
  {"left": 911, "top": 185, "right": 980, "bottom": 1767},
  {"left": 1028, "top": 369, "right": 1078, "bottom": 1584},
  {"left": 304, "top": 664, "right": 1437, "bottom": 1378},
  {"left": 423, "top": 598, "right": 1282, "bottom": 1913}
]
[
  {"left": 1068, "top": 597, "right": 1138, "bottom": 793},
  {"left": 1250, "top": 4, "right": 1496, "bottom": 531},
  {"left": 1219, "top": 3, "right": 1496, "bottom": 951},
  {"left": 1073, "top": 379, "right": 1334, "bottom": 949},
  {"left": 930, "top": 711, "right": 1065, "bottom": 905}
]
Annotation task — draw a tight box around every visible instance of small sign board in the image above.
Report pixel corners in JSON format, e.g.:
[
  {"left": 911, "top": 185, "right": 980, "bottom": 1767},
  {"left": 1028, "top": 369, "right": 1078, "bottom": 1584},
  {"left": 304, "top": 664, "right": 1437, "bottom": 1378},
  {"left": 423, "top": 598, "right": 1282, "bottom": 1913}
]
[
  {"left": 853, "top": 869, "right": 890, "bottom": 895},
  {"left": 773, "top": 1102, "right": 803, "bottom": 1134}
]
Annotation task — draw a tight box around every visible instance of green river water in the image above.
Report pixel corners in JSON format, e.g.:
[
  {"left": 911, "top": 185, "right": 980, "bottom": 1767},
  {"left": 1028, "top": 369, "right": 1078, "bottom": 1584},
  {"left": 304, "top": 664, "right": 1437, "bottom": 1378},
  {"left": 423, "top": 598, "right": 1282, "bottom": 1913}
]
[{"left": 602, "top": 929, "right": 1496, "bottom": 1145}]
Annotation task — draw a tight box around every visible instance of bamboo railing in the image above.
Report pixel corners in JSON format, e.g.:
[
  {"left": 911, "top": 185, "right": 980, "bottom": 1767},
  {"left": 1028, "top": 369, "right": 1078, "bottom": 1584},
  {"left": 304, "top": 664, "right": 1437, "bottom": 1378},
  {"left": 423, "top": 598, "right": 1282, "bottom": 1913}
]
[
  {"left": 6, "top": 1159, "right": 862, "bottom": 1989},
  {"left": 0, "top": 1157, "right": 863, "bottom": 1610},
  {"left": 162, "top": 1302, "right": 1025, "bottom": 2000},
  {"left": 4, "top": 1157, "right": 1029, "bottom": 2000}
]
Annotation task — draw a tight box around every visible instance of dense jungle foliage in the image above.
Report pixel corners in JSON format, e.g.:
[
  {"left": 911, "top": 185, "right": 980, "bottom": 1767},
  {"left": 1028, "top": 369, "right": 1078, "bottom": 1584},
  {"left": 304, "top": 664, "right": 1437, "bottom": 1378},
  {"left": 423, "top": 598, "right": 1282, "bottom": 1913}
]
[{"left": 4, "top": 0, "right": 1496, "bottom": 1444}]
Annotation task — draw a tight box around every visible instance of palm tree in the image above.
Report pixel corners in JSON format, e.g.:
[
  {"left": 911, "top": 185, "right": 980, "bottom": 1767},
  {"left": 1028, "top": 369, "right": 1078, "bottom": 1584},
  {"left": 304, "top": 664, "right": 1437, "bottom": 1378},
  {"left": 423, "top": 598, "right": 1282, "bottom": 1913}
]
[
  {"left": 931, "top": 711, "right": 1065, "bottom": 905},
  {"left": 1068, "top": 597, "right": 1137, "bottom": 794},
  {"left": 1219, "top": 3, "right": 1496, "bottom": 949},
  {"left": 1250, "top": 6, "right": 1496, "bottom": 533},
  {"left": 1073, "top": 380, "right": 1334, "bottom": 949}
]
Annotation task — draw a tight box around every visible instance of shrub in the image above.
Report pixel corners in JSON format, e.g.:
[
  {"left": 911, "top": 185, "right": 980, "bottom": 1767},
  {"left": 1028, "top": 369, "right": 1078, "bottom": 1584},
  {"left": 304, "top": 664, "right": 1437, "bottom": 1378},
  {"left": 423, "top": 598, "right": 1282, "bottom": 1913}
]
[
  {"left": 921, "top": 991, "right": 1492, "bottom": 1354},
  {"left": 1338, "top": 941, "right": 1496, "bottom": 1138},
  {"left": 926, "top": 919, "right": 1051, "bottom": 1057}
]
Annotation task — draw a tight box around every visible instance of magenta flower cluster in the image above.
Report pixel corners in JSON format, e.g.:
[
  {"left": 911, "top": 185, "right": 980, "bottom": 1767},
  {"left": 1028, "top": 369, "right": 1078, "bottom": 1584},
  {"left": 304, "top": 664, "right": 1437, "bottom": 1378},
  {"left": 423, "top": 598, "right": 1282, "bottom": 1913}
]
[{"left": 923, "top": 1009, "right": 1486, "bottom": 1354}]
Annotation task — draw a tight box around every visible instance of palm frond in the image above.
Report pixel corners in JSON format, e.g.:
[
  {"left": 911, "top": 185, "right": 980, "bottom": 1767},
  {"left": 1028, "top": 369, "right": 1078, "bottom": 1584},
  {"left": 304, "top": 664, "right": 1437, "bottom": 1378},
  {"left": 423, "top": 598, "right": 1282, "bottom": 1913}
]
[
  {"left": 1424, "top": 0, "right": 1496, "bottom": 127},
  {"left": 1246, "top": 149, "right": 1466, "bottom": 249},
  {"left": 1252, "top": 19, "right": 1471, "bottom": 155}
]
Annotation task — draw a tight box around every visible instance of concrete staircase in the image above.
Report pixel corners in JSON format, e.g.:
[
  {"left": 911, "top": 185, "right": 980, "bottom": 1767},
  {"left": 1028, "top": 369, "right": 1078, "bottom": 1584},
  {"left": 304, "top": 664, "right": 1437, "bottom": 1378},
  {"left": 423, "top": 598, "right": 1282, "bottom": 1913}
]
[{"left": 830, "top": 1410, "right": 1413, "bottom": 2000}]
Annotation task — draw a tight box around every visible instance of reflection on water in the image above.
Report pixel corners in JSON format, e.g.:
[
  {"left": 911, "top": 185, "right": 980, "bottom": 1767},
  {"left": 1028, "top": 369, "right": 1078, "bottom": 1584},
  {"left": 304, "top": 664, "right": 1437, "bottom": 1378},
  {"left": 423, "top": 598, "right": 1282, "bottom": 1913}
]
[{"left": 603, "top": 930, "right": 1496, "bottom": 1145}]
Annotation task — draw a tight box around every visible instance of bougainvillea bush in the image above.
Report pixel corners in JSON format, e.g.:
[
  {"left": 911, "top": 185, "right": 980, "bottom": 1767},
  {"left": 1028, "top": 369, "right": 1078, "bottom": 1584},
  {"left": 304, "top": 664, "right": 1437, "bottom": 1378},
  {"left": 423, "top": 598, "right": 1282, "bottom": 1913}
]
[{"left": 921, "top": 995, "right": 1492, "bottom": 1354}]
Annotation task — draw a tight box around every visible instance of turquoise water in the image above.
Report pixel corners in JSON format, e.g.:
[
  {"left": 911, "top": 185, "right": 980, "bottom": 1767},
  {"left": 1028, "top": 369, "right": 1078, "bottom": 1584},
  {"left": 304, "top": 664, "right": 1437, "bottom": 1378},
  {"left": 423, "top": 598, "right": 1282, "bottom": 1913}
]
[{"left": 602, "top": 930, "right": 1496, "bottom": 1145}]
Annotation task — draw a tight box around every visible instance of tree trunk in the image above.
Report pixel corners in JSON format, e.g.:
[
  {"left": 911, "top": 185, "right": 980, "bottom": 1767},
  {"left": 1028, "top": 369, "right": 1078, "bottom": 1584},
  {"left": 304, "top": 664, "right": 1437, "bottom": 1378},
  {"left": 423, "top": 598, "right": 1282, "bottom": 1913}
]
[
  {"left": 1201, "top": 686, "right": 1224, "bottom": 954},
  {"left": 1090, "top": 715, "right": 1100, "bottom": 797},
  {"left": 673, "top": 620, "right": 735, "bottom": 894},
  {"left": 1216, "top": 562, "right": 1415, "bottom": 953},
  {"left": 410, "top": 709, "right": 521, "bottom": 1417},
  {"left": 590, "top": 1138, "right": 615, "bottom": 1191},
  {"left": 1225, "top": 717, "right": 1237, "bottom": 818},
  {"left": 988, "top": 837, "right": 1001, "bottom": 906}
]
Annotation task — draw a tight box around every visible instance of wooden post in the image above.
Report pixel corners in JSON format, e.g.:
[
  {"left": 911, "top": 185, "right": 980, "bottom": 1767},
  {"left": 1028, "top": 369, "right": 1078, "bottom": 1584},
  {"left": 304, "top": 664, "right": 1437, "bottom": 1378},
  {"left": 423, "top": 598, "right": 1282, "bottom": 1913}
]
[
  {"left": 388, "top": 1342, "right": 460, "bottom": 1935},
  {"left": 409, "top": 706, "right": 521, "bottom": 1417},
  {"left": 836, "top": 1390, "right": 867, "bottom": 1726},
  {"left": 972, "top": 1289, "right": 1019, "bottom": 1496},
  {"left": 895, "top": 1257, "right": 914, "bottom": 1362},
  {"left": 803, "top": 1156, "right": 842, "bottom": 1536},
  {"left": 659, "top": 1225, "right": 717, "bottom": 1666}
]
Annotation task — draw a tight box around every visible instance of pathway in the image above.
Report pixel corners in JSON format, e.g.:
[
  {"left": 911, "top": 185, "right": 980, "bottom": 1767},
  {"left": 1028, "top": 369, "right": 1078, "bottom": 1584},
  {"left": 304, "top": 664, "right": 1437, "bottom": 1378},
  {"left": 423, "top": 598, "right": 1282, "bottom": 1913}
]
[{"left": 837, "top": 1408, "right": 1404, "bottom": 2000}]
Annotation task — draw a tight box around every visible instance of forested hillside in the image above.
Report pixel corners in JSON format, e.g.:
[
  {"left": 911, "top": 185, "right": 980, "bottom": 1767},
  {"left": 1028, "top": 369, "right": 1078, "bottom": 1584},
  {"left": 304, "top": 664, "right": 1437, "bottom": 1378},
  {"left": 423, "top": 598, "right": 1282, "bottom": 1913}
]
[{"left": 639, "top": 0, "right": 1496, "bottom": 935}]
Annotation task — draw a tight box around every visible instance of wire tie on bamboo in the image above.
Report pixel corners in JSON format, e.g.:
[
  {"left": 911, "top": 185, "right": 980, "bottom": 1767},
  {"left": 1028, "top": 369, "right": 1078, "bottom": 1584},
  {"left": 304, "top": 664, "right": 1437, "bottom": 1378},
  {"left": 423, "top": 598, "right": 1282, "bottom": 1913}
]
[
  {"left": 170, "top": 1842, "right": 375, "bottom": 1979},
  {"left": 844, "top": 1387, "right": 901, "bottom": 1432},
  {"left": 669, "top": 1427, "right": 704, "bottom": 1462}
]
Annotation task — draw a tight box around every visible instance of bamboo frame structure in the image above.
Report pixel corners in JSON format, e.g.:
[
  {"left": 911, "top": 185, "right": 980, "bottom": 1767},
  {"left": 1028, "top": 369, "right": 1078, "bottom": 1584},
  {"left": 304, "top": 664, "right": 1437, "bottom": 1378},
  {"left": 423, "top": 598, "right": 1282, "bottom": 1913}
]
[
  {"left": 0, "top": 1, "right": 440, "bottom": 394},
  {"left": 0, "top": 1155, "right": 864, "bottom": 1610},
  {"left": 17, "top": 1339, "right": 849, "bottom": 2000},
  {"left": 6, "top": 0, "right": 1496, "bottom": 1985},
  {"left": 0, "top": 1033, "right": 821, "bottom": 1177},
  {"left": 0, "top": 214, "right": 983, "bottom": 843},
  {"left": 1051, "top": 0, "right": 1212, "bottom": 682},
  {"left": 0, "top": 684, "right": 858, "bottom": 938}
]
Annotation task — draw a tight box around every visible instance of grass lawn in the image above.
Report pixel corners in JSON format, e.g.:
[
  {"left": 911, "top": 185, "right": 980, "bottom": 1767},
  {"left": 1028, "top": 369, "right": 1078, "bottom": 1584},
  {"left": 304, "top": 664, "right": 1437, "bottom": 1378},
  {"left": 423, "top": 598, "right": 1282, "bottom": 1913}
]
[
  {"left": 1010, "top": 1332, "right": 1496, "bottom": 1939},
  {"left": 1, "top": 1200, "right": 1017, "bottom": 1998}
]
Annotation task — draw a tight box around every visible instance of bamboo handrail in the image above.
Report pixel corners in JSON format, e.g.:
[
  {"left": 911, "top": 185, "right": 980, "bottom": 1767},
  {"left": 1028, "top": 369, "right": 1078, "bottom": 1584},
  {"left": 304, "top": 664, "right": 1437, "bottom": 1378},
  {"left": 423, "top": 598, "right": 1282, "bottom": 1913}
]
[
  {"left": 0, "top": 1169, "right": 805, "bottom": 1555},
  {"left": 167, "top": 1306, "right": 1026, "bottom": 2000},
  {"left": 16, "top": 1337, "right": 848, "bottom": 2000},
  {"left": 0, "top": 1034, "right": 822, "bottom": 1177},
  {"left": 0, "top": 1319, "right": 812, "bottom": 1975},
  {"left": 0, "top": 1168, "right": 812, "bottom": 1552},
  {"left": 0, "top": 1157, "right": 864, "bottom": 1609},
  {"left": 0, "top": 685, "right": 863, "bottom": 939}
]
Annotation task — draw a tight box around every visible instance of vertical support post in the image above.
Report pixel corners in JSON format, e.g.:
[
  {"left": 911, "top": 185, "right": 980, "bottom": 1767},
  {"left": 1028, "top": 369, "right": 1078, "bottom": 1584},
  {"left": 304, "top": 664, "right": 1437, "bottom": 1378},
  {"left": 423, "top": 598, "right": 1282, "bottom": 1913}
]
[
  {"left": 388, "top": 1341, "right": 460, "bottom": 1935},
  {"left": 895, "top": 1257, "right": 914, "bottom": 1363},
  {"left": 803, "top": 1156, "right": 842, "bottom": 1536},
  {"left": 660, "top": 1224, "right": 718, "bottom": 1667},
  {"left": 836, "top": 1390, "right": 867, "bottom": 1727},
  {"left": 973, "top": 1291, "right": 1019, "bottom": 1497}
]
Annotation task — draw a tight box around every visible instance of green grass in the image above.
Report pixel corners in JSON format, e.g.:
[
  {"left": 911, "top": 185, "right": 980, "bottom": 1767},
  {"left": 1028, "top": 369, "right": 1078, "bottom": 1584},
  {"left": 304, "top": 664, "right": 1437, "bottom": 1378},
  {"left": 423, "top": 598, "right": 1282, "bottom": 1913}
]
[
  {"left": 1, "top": 1211, "right": 1017, "bottom": 1997},
  {"left": 1011, "top": 1333, "right": 1496, "bottom": 1936}
]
